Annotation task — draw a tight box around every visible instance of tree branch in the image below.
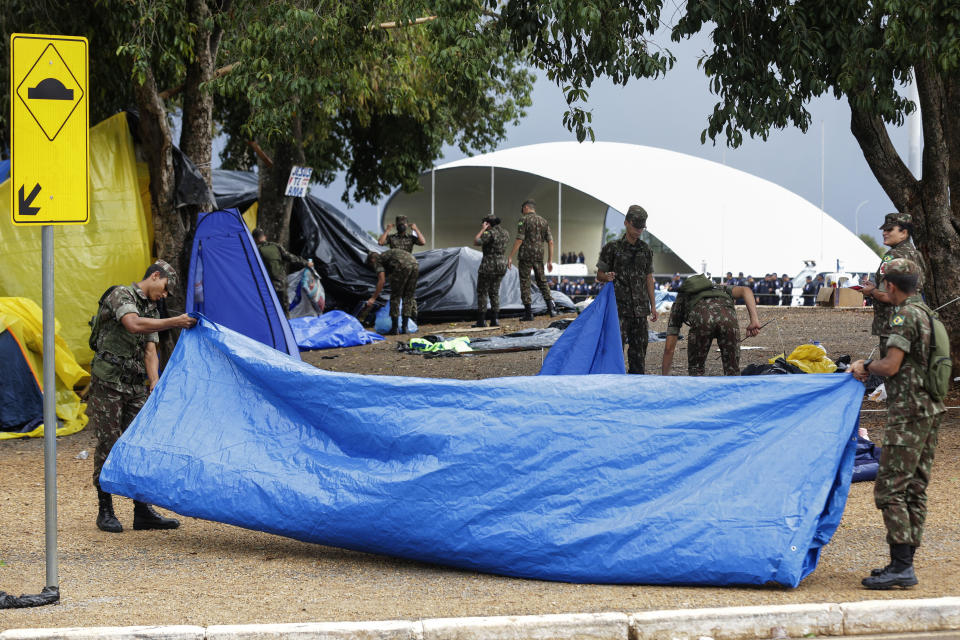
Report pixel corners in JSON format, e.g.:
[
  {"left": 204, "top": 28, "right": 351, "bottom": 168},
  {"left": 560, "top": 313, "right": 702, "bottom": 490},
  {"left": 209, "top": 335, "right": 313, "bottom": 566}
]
[
  {"left": 376, "top": 15, "right": 437, "bottom": 29},
  {"left": 159, "top": 61, "right": 240, "bottom": 100},
  {"left": 848, "top": 95, "right": 919, "bottom": 213}
]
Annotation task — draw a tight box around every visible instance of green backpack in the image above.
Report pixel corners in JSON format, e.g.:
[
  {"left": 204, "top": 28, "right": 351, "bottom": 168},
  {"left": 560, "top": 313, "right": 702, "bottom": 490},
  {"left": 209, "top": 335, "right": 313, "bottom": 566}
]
[
  {"left": 88, "top": 285, "right": 120, "bottom": 351},
  {"left": 679, "top": 274, "right": 730, "bottom": 310},
  {"left": 914, "top": 303, "right": 952, "bottom": 402}
]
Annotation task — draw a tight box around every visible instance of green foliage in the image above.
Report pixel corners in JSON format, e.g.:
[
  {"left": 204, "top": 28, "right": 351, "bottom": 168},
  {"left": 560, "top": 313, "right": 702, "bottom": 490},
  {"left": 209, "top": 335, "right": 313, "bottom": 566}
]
[
  {"left": 214, "top": 0, "right": 533, "bottom": 204},
  {"left": 860, "top": 233, "right": 886, "bottom": 257}
]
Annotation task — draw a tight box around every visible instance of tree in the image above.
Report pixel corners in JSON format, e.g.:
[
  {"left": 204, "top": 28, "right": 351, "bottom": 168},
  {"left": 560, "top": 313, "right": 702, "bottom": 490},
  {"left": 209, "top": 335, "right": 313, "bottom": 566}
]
[
  {"left": 860, "top": 234, "right": 886, "bottom": 258},
  {"left": 490, "top": 0, "right": 960, "bottom": 370},
  {"left": 213, "top": 1, "right": 533, "bottom": 247}
]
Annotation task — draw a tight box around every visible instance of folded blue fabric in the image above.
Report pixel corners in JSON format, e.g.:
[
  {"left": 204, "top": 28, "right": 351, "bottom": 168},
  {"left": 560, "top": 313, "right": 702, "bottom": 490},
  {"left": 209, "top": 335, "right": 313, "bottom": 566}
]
[
  {"left": 101, "top": 316, "right": 861, "bottom": 586},
  {"left": 288, "top": 311, "right": 383, "bottom": 350},
  {"left": 539, "top": 283, "right": 624, "bottom": 375}
]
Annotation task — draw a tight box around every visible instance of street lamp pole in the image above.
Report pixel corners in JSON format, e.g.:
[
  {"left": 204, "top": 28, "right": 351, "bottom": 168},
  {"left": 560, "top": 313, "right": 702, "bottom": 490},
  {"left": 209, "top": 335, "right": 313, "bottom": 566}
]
[{"left": 854, "top": 200, "right": 869, "bottom": 236}]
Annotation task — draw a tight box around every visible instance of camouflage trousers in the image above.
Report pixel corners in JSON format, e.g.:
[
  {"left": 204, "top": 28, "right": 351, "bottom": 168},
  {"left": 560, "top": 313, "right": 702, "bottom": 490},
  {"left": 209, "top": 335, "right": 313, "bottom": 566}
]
[
  {"left": 271, "top": 278, "right": 289, "bottom": 317},
  {"left": 619, "top": 314, "right": 649, "bottom": 374},
  {"left": 477, "top": 271, "right": 505, "bottom": 314},
  {"left": 88, "top": 377, "right": 148, "bottom": 491},
  {"left": 686, "top": 304, "right": 740, "bottom": 376},
  {"left": 875, "top": 414, "right": 942, "bottom": 546},
  {"left": 389, "top": 265, "right": 419, "bottom": 319},
  {"left": 518, "top": 259, "right": 552, "bottom": 306}
]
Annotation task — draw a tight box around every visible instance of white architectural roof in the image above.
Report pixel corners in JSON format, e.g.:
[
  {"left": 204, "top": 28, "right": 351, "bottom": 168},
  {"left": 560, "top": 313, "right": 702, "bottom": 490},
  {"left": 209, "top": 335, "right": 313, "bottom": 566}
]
[{"left": 439, "top": 141, "right": 879, "bottom": 276}]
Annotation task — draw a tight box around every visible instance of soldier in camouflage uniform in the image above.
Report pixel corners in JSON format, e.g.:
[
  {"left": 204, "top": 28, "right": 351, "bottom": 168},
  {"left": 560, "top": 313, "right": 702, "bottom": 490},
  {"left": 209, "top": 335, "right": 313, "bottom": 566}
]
[
  {"left": 596, "top": 206, "right": 659, "bottom": 374},
  {"left": 252, "top": 228, "right": 313, "bottom": 316},
  {"left": 378, "top": 215, "right": 427, "bottom": 253},
  {"left": 851, "top": 258, "right": 946, "bottom": 589},
  {"left": 661, "top": 277, "right": 762, "bottom": 376},
  {"left": 507, "top": 199, "right": 557, "bottom": 320},
  {"left": 860, "top": 212, "right": 926, "bottom": 353},
  {"left": 365, "top": 249, "right": 419, "bottom": 334},
  {"left": 89, "top": 260, "right": 197, "bottom": 533},
  {"left": 473, "top": 214, "right": 510, "bottom": 327}
]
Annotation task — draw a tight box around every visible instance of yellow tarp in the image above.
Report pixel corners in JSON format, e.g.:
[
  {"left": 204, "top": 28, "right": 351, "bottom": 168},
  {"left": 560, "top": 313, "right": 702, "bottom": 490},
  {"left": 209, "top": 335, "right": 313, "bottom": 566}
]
[
  {"left": 0, "top": 112, "right": 153, "bottom": 364},
  {"left": 769, "top": 344, "right": 838, "bottom": 374},
  {"left": 0, "top": 297, "right": 89, "bottom": 439}
]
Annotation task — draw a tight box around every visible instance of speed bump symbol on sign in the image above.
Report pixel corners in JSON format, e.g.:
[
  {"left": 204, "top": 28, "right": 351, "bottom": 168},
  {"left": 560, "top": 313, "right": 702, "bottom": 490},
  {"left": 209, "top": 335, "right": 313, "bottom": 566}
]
[{"left": 10, "top": 34, "right": 89, "bottom": 225}]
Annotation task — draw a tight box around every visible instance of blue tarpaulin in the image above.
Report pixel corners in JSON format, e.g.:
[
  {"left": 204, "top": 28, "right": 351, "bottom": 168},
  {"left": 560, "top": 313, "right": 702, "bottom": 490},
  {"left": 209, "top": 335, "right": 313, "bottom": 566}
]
[
  {"left": 101, "top": 312, "right": 862, "bottom": 586},
  {"left": 539, "top": 283, "right": 624, "bottom": 375},
  {"left": 289, "top": 311, "right": 383, "bottom": 351}
]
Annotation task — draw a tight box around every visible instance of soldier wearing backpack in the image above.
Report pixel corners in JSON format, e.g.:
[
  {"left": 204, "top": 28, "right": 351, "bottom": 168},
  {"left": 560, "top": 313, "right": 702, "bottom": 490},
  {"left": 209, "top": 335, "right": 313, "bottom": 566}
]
[
  {"left": 850, "top": 258, "right": 949, "bottom": 590},
  {"left": 661, "top": 275, "right": 762, "bottom": 376},
  {"left": 88, "top": 260, "right": 197, "bottom": 533}
]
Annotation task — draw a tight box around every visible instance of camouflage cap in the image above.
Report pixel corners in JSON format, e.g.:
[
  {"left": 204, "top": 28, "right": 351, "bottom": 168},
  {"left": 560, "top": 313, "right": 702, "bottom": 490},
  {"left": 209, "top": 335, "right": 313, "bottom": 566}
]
[
  {"left": 395, "top": 215, "right": 409, "bottom": 224},
  {"left": 153, "top": 259, "right": 178, "bottom": 293},
  {"left": 879, "top": 212, "right": 912, "bottom": 230},
  {"left": 625, "top": 205, "right": 648, "bottom": 228},
  {"left": 880, "top": 257, "right": 921, "bottom": 278}
]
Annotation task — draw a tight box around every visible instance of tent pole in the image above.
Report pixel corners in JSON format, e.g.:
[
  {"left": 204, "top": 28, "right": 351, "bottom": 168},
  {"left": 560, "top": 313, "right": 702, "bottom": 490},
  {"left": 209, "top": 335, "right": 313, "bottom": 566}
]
[
  {"left": 490, "top": 166, "right": 494, "bottom": 216},
  {"left": 430, "top": 168, "right": 435, "bottom": 250},
  {"left": 42, "top": 224, "right": 59, "bottom": 590}
]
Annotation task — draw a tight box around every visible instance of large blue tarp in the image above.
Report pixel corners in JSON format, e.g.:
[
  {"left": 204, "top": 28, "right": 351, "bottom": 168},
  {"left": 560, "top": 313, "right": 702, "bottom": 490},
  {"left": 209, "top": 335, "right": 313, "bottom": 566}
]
[
  {"left": 101, "top": 315, "right": 862, "bottom": 586},
  {"left": 186, "top": 208, "right": 299, "bottom": 358},
  {"left": 539, "top": 283, "right": 624, "bottom": 375},
  {"left": 288, "top": 311, "right": 383, "bottom": 351}
]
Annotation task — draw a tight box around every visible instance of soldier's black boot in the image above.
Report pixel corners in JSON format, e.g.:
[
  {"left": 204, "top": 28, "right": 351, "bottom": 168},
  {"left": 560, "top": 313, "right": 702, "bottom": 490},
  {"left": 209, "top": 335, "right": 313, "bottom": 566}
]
[
  {"left": 400, "top": 316, "right": 410, "bottom": 334},
  {"left": 473, "top": 310, "right": 487, "bottom": 328},
  {"left": 133, "top": 501, "right": 180, "bottom": 530},
  {"left": 521, "top": 304, "right": 534, "bottom": 321},
  {"left": 862, "top": 544, "right": 917, "bottom": 589},
  {"left": 96, "top": 489, "right": 123, "bottom": 533},
  {"left": 547, "top": 300, "right": 558, "bottom": 317},
  {"left": 489, "top": 311, "right": 500, "bottom": 327},
  {"left": 388, "top": 316, "right": 399, "bottom": 335}
]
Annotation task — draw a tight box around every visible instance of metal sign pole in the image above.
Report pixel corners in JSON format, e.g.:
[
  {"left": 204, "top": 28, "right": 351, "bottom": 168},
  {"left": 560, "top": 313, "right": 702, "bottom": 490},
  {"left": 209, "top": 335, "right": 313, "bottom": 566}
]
[{"left": 41, "top": 224, "right": 59, "bottom": 588}]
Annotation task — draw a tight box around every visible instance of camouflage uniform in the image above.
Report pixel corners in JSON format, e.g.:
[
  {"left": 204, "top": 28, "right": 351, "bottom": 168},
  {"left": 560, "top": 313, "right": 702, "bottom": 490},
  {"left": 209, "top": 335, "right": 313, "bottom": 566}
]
[
  {"left": 667, "top": 285, "right": 740, "bottom": 376},
  {"left": 872, "top": 213, "right": 925, "bottom": 351},
  {"left": 89, "top": 284, "right": 159, "bottom": 490},
  {"left": 477, "top": 225, "right": 510, "bottom": 314},
  {"left": 375, "top": 249, "right": 419, "bottom": 319},
  {"left": 516, "top": 212, "right": 554, "bottom": 305},
  {"left": 258, "top": 241, "right": 309, "bottom": 313},
  {"left": 597, "top": 236, "right": 654, "bottom": 374},
  {"left": 386, "top": 230, "right": 417, "bottom": 253},
  {"left": 875, "top": 290, "right": 945, "bottom": 547}
]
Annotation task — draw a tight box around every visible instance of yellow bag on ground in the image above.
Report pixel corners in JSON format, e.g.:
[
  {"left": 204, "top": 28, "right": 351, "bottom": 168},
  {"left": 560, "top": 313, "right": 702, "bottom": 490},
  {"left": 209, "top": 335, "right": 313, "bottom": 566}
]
[
  {"left": 769, "top": 343, "right": 837, "bottom": 374},
  {"left": 0, "top": 297, "right": 89, "bottom": 439}
]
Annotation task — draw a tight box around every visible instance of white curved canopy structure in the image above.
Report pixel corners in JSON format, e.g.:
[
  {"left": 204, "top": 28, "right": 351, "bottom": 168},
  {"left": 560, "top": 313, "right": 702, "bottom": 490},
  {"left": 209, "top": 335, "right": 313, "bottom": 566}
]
[{"left": 384, "top": 141, "right": 880, "bottom": 278}]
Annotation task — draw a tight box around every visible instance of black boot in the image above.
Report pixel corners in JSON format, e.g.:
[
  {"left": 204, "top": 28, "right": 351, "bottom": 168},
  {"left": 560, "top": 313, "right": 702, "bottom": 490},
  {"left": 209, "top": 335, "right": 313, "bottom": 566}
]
[
  {"left": 96, "top": 489, "right": 123, "bottom": 533},
  {"left": 547, "top": 300, "right": 558, "bottom": 317},
  {"left": 388, "top": 316, "right": 399, "bottom": 335},
  {"left": 489, "top": 311, "right": 500, "bottom": 327},
  {"left": 862, "top": 543, "right": 917, "bottom": 589},
  {"left": 473, "top": 310, "right": 487, "bottom": 328},
  {"left": 400, "top": 317, "right": 410, "bottom": 334},
  {"left": 133, "top": 501, "right": 180, "bottom": 530},
  {"left": 521, "top": 304, "right": 534, "bottom": 321}
]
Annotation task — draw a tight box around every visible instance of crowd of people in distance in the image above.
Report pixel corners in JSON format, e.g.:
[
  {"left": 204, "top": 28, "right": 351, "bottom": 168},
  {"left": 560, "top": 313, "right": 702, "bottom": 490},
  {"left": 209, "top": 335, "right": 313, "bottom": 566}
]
[
  {"left": 559, "top": 251, "right": 586, "bottom": 264},
  {"left": 550, "top": 277, "right": 602, "bottom": 298}
]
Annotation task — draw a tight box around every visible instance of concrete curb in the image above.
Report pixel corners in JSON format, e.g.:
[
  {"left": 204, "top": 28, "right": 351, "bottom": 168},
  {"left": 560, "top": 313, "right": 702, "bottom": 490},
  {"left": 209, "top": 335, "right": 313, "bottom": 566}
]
[{"left": 3, "top": 598, "right": 959, "bottom": 640}]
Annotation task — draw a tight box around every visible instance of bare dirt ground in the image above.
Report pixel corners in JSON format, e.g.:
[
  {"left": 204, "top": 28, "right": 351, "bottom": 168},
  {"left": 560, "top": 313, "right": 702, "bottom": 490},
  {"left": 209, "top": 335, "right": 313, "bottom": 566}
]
[{"left": 2, "top": 306, "right": 959, "bottom": 630}]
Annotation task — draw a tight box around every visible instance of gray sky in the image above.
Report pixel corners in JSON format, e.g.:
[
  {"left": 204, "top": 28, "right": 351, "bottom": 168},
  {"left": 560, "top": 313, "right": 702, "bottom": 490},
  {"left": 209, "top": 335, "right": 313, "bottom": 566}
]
[{"left": 309, "top": 30, "right": 911, "bottom": 243}]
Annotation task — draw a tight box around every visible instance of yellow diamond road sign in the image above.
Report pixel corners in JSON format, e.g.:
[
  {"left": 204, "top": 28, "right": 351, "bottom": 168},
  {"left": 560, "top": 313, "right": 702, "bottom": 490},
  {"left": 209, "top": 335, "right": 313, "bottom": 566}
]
[{"left": 10, "top": 34, "right": 89, "bottom": 225}]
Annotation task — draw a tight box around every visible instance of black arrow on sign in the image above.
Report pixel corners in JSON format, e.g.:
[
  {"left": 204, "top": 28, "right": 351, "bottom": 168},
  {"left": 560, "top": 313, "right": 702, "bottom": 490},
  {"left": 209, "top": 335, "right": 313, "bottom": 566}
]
[{"left": 19, "top": 183, "right": 41, "bottom": 216}]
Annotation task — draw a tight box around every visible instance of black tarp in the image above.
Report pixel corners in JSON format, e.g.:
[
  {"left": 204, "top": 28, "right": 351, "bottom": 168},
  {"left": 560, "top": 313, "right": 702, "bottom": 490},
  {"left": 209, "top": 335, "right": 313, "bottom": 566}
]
[{"left": 212, "top": 170, "right": 574, "bottom": 320}]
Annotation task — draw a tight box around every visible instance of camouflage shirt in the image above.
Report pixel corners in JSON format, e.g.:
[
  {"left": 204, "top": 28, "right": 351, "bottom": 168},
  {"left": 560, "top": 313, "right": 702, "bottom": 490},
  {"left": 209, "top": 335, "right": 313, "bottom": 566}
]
[
  {"left": 872, "top": 240, "right": 926, "bottom": 336},
  {"left": 597, "top": 236, "right": 654, "bottom": 317},
  {"left": 517, "top": 213, "right": 552, "bottom": 263},
  {"left": 259, "top": 241, "right": 307, "bottom": 286},
  {"left": 477, "top": 225, "right": 510, "bottom": 275},
  {"left": 375, "top": 248, "right": 418, "bottom": 275},
  {"left": 665, "top": 285, "right": 736, "bottom": 335},
  {"left": 386, "top": 230, "right": 417, "bottom": 253},
  {"left": 882, "top": 295, "right": 946, "bottom": 435},
  {"left": 90, "top": 284, "right": 159, "bottom": 394}
]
